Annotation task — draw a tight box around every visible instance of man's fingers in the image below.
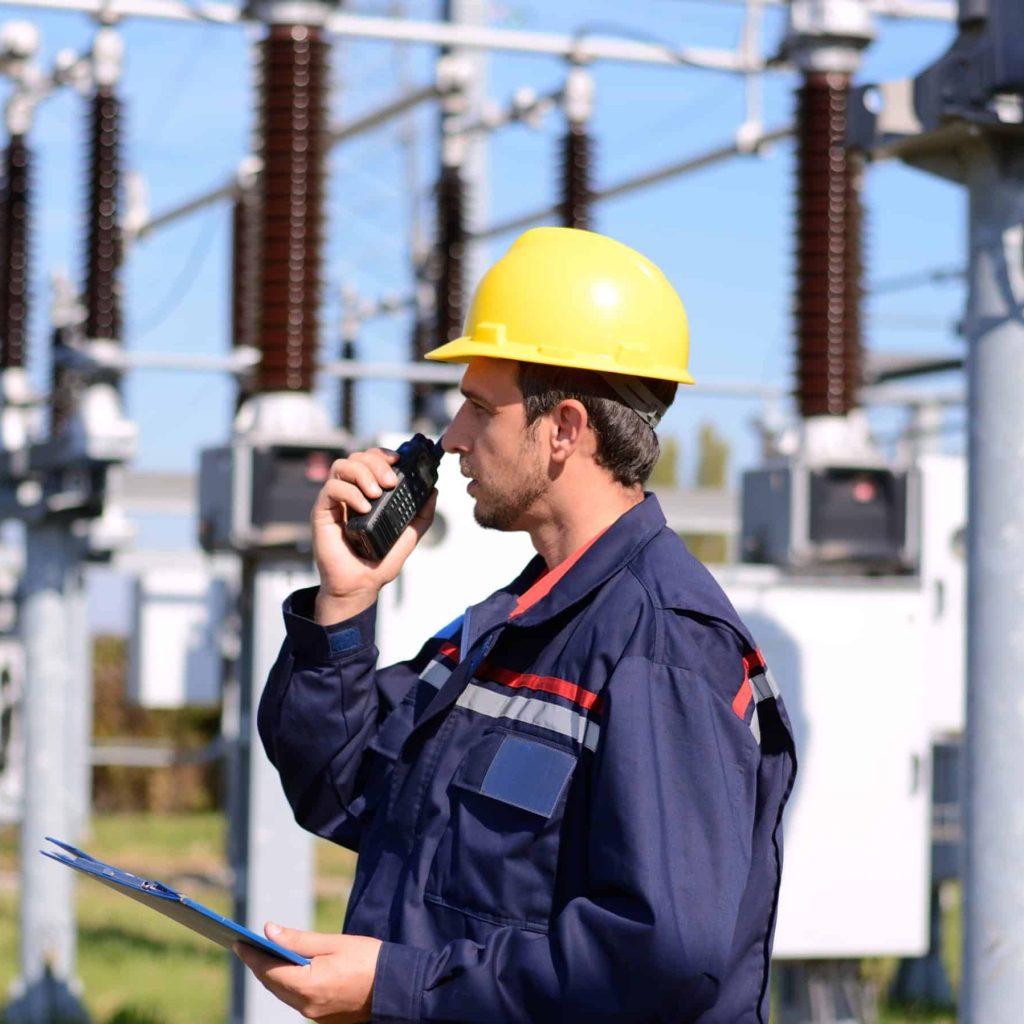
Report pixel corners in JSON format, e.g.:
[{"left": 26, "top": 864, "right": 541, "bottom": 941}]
[{"left": 265, "top": 922, "right": 347, "bottom": 958}]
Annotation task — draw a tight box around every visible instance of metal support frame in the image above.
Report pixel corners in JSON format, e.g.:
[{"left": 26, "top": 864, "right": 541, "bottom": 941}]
[{"left": 6, "top": 526, "right": 89, "bottom": 1024}]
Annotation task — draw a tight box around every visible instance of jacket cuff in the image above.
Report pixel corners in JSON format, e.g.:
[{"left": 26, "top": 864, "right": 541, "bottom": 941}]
[
  {"left": 281, "top": 586, "right": 378, "bottom": 662},
  {"left": 371, "top": 942, "right": 430, "bottom": 1024}
]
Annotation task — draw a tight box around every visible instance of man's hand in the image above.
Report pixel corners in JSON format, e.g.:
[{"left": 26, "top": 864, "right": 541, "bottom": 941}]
[
  {"left": 312, "top": 447, "right": 437, "bottom": 624},
  {"left": 234, "top": 923, "right": 382, "bottom": 1024}
]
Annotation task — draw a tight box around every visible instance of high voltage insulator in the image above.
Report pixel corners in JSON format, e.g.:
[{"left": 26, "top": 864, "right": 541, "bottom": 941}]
[
  {"left": 0, "top": 136, "right": 32, "bottom": 370},
  {"left": 413, "top": 161, "right": 466, "bottom": 425},
  {"left": 50, "top": 324, "right": 76, "bottom": 436},
  {"left": 794, "top": 71, "right": 863, "bottom": 419},
  {"left": 254, "top": 25, "right": 328, "bottom": 395},
  {"left": 84, "top": 87, "right": 123, "bottom": 344},
  {"left": 340, "top": 337, "right": 356, "bottom": 432},
  {"left": 434, "top": 163, "right": 466, "bottom": 348},
  {"left": 560, "top": 123, "right": 592, "bottom": 231}
]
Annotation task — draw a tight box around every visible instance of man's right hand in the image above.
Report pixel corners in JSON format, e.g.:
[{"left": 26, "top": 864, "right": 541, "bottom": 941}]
[{"left": 312, "top": 447, "right": 437, "bottom": 625}]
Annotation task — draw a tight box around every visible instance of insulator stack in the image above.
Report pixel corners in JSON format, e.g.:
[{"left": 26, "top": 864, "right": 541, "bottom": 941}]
[
  {"left": 560, "top": 123, "right": 592, "bottom": 230},
  {"left": 409, "top": 308, "right": 434, "bottom": 424},
  {"left": 340, "top": 338, "right": 356, "bottom": 431},
  {"left": 794, "top": 71, "right": 863, "bottom": 418},
  {"left": 84, "top": 87, "right": 123, "bottom": 343},
  {"left": 434, "top": 163, "right": 466, "bottom": 347},
  {"left": 254, "top": 25, "right": 328, "bottom": 394},
  {"left": 415, "top": 162, "right": 466, "bottom": 422},
  {"left": 231, "top": 190, "right": 260, "bottom": 408},
  {"left": 0, "top": 135, "right": 31, "bottom": 369},
  {"left": 50, "top": 325, "right": 76, "bottom": 436}
]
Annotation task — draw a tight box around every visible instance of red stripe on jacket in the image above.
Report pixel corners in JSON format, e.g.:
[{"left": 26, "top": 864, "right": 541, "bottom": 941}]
[{"left": 477, "top": 662, "right": 602, "bottom": 714}]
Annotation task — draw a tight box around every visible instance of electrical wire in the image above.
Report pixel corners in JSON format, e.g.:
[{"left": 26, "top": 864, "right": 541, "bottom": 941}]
[
  {"left": 131, "top": 211, "right": 221, "bottom": 338},
  {"left": 869, "top": 265, "right": 965, "bottom": 294}
]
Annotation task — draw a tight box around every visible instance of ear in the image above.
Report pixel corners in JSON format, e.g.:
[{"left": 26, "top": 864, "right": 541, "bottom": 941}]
[{"left": 548, "top": 399, "right": 591, "bottom": 465}]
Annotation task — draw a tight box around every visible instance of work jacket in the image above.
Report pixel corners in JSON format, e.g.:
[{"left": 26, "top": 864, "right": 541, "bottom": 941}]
[{"left": 259, "top": 494, "right": 797, "bottom": 1023}]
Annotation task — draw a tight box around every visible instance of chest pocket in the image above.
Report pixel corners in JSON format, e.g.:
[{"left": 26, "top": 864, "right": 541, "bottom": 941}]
[{"left": 425, "top": 729, "right": 577, "bottom": 933}]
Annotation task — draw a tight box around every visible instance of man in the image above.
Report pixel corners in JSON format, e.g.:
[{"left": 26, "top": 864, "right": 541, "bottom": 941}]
[{"left": 237, "top": 227, "right": 797, "bottom": 1023}]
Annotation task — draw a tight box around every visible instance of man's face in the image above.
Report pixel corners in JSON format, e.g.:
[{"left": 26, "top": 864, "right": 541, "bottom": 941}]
[{"left": 442, "top": 358, "right": 549, "bottom": 532}]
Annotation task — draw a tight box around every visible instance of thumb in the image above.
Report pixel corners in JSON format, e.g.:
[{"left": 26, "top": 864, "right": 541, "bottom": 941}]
[{"left": 264, "top": 922, "right": 344, "bottom": 958}]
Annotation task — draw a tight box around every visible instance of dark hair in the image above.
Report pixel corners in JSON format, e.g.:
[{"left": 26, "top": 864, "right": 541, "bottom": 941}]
[{"left": 516, "top": 362, "right": 677, "bottom": 487}]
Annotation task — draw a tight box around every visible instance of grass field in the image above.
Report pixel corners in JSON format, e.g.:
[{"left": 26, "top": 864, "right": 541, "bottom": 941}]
[
  {"left": 0, "top": 814, "right": 356, "bottom": 1024},
  {"left": 1, "top": 813, "right": 958, "bottom": 1024}
]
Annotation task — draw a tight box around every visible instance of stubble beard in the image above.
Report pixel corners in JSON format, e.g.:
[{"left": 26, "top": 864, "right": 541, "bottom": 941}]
[{"left": 465, "top": 433, "right": 548, "bottom": 532}]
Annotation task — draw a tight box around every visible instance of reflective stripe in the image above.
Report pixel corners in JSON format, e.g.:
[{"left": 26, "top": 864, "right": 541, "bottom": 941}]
[
  {"left": 750, "top": 707, "right": 762, "bottom": 745},
  {"left": 750, "top": 671, "right": 775, "bottom": 704},
  {"left": 420, "top": 659, "right": 453, "bottom": 689},
  {"left": 419, "top": 641, "right": 460, "bottom": 689},
  {"left": 456, "top": 683, "right": 601, "bottom": 752}
]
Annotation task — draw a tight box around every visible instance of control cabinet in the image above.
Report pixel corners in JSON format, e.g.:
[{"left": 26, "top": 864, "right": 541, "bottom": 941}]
[
  {"left": 198, "top": 442, "right": 348, "bottom": 553},
  {"left": 741, "top": 460, "right": 918, "bottom": 572}
]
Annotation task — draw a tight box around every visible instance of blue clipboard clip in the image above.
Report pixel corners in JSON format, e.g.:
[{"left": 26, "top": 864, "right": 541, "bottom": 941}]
[{"left": 41, "top": 837, "right": 310, "bottom": 966}]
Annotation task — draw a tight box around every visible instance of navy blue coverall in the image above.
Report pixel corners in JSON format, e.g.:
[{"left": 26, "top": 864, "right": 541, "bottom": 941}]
[{"left": 259, "top": 494, "right": 797, "bottom": 1023}]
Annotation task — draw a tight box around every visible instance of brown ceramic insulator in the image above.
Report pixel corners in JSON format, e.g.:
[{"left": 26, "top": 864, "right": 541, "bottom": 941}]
[
  {"left": 560, "top": 123, "right": 592, "bottom": 231},
  {"left": 50, "top": 324, "right": 77, "bottom": 436},
  {"left": 410, "top": 312, "right": 433, "bottom": 424},
  {"left": 413, "top": 162, "right": 466, "bottom": 420},
  {"left": 254, "top": 25, "right": 328, "bottom": 394},
  {"left": 84, "top": 87, "right": 123, "bottom": 343},
  {"left": 0, "top": 135, "right": 31, "bottom": 369},
  {"left": 434, "top": 163, "right": 466, "bottom": 347},
  {"left": 339, "top": 337, "right": 356, "bottom": 431},
  {"left": 794, "top": 71, "right": 864, "bottom": 418}
]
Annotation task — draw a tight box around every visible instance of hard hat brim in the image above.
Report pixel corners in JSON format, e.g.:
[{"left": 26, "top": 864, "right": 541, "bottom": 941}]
[{"left": 424, "top": 336, "right": 697, "bottom": 386}]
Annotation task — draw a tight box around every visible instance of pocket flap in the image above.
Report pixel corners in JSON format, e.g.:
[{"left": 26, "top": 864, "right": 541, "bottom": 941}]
[{"left": 455, "top": 733, "right": 577, "bottom": 818}]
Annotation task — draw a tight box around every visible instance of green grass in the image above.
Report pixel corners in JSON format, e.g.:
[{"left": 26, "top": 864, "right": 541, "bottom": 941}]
[
  {"left": 1, "top": 813, "right": 356, "bottom": 1024},
  {"left": 2, "top": 813, "right": 958, "bottom": 1024}
]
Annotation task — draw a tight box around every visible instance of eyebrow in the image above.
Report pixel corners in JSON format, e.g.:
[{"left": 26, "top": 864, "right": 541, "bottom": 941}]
[{"left": 460, "top": 385, "right": 498, "bottom": 411}]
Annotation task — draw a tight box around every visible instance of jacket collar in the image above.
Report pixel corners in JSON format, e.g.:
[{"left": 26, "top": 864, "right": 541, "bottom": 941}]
[{"left": 503, "top": 492, "right": 666, "bottom": 629}]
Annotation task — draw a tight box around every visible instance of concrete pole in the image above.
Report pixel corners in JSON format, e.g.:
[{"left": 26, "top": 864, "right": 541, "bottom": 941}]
[
  {"left": 230, "top": 556, "right": 317, "bottom": 1024},
  {"left": 9, "top": 523, "right": 89, "bottom": 1024},
  {"left": 65, "top": 546, "right": 92, "bottom": 842},
  {"left": 961, "top": 137, "right": 1024, "bottom": 1024}
]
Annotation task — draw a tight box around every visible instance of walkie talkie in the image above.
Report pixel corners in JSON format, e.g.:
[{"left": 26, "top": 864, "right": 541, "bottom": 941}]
[{"left": 343, "top": 434, "right": 444, "bottom": 561}]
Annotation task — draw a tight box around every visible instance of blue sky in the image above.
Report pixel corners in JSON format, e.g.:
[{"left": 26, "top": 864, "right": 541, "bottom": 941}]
[{"left": 0, "top": 0, "right": 962, "bottom": 542}]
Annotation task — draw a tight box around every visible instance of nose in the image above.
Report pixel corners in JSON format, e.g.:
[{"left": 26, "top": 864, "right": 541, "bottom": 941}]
[{"left": 443, "top": 401, "right": 471, "bottom": 454}]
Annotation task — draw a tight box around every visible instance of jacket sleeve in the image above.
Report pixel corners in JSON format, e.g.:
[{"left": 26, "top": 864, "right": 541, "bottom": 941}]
[
  {"left": 257, "top": 586, "right": 421, "bottom": 851},
  {"left": 371, "top": 651, "right": 769, "bottom": 1024}
]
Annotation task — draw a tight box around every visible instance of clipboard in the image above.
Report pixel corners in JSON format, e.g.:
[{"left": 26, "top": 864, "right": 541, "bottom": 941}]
[{"left": 41, "top": 837, "right": 310, "bottom": 966}]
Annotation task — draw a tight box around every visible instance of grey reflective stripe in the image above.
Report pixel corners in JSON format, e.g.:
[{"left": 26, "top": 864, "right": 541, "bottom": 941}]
[
  {"left": 456, "top": 682, "right": 601, "bottom": 752},
  {"left": 420, "top": 658, "right": 452, "bottom": 689},
  {"left": 750, "top": 671, "right": 775, "bottom": 704},
  {"left": 747, "top": 664, "right": 779, "bottom": 746}
]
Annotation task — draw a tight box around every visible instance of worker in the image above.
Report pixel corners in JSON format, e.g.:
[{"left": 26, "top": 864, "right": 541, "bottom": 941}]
[{"left": 236, "top": 227, "right": 797, "bottom": 1023}]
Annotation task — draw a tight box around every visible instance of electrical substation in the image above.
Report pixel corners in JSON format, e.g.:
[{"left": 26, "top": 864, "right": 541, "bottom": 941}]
[{"left": 0, "top": 0, "right": 1018, "bottom": 1022}]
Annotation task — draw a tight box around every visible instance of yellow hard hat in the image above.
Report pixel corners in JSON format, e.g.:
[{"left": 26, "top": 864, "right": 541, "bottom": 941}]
[{"left": 425, "top": 226, "right": 695, "bottom": 385}]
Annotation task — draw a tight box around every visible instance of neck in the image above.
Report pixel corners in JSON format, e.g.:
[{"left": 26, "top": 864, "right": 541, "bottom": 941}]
[{"left": 527, "top": 478, "right": 644, "bottom": 569}]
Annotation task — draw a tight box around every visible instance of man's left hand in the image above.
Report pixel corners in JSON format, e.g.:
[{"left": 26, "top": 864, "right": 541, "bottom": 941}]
[{"left": 233, "top": 923, "right": 382, "bottom": 1023}]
